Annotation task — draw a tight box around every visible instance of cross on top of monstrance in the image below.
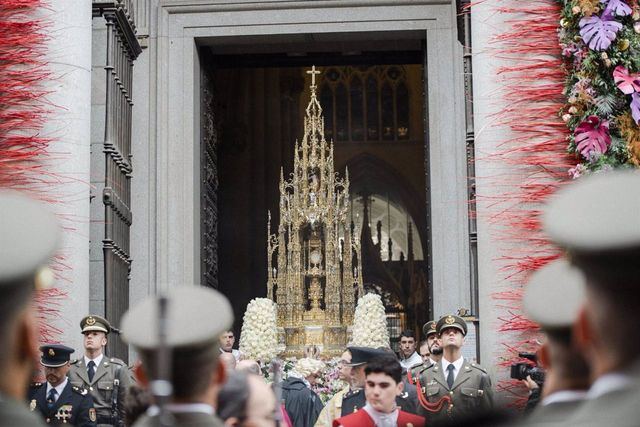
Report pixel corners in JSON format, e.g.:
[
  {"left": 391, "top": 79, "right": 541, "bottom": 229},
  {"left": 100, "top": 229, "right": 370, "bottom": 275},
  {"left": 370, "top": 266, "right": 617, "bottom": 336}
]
[{"left": 307, "top": 65, "right": 321, "bottom": 89}]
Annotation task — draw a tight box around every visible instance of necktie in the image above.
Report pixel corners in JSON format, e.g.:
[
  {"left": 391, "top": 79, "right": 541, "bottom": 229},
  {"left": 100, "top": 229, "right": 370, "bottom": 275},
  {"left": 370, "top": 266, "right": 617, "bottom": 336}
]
[
  {"left": 47, "top": 388, "right": 58, "bottom": 410},
  {"left": 87, "top": 360, "right": 96, "bottom": 382},
  {"left": 446, "top": 364, "right": 455, "bottom": 389}
]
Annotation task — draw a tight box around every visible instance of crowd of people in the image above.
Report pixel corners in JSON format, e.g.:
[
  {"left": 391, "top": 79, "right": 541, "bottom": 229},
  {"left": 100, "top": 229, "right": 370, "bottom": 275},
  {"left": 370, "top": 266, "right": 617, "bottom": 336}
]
[{"left": 1, "top": 171, "right": 639, "bottom": 426}]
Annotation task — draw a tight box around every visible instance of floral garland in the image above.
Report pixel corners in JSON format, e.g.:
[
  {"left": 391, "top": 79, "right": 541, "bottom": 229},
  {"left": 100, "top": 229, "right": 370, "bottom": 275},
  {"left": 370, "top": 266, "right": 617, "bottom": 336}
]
[
  {"left": 559, "top": 0, "right": 640, "bottom": 176},
  {"left": 350, "top": 293, "right": 390, "bottom": 348},
  {"left": 238, "top": 298, "right": 278, "bottom": 361}
]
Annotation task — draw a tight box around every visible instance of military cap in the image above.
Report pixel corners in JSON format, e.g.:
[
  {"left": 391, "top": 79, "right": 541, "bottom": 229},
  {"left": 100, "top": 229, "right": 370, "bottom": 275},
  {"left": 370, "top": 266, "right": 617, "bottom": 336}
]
[
  {"left": 121, "top": 286, "right": 233, "bottom": 350},
  {"left": 346, "top": 347, "right": 389, "bottom": 367},
  {"left": 422, "top": 320, "right": 438, "bottom": 337},
  {"left": 436, "top": 314, "right": 468, "bottom": 336},
  {"left": 80, "top": 315, "right": 111, "bottom": 334},
  {"left": 523, "top": 259, "right": 586, "bottom": 330},
  {"left": 543, "top": 170, "right": 640, "bottom": 253},
  {"left": 40, "top": 344, "right": 74, "bottom": 368},
  {"left": 0, "top": 191, "right": 59, "bottom": 286}
]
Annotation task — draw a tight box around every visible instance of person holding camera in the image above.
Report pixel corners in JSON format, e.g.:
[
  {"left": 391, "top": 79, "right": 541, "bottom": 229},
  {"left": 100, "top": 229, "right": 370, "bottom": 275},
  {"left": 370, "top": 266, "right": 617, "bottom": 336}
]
[{"left": 518, "top": 259, "right": 591, "bottom": 425}]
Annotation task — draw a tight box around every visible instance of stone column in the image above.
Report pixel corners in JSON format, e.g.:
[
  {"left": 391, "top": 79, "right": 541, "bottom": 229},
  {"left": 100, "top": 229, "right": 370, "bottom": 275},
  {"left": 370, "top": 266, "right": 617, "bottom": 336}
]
[
  {"left": 40, "top": 1, "right": 92, "bottom": 352},
  {"left": 471, "top": 1, "right": 516, "bottom": 387}
]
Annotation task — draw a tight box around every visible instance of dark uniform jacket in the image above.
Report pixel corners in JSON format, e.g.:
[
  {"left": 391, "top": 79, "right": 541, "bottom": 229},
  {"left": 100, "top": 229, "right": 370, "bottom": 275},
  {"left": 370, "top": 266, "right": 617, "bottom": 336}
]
[
  {"left": 340, "top": 389, "right": 416, "bottom": 417},
  {"left": 281, "top": 377, "right": 324, "bottom": 427},
  {"left": 415, "top": 358, "right": 493, "bottom": 423},
  {"left": 68, "top": 356, "right": 131, "bottom": 426},
  {"left": 28, "top": 381, "right": 96, "bottom": 426},
  {"left": 0, "top": 396, "right": 47, "bottom": 427}
]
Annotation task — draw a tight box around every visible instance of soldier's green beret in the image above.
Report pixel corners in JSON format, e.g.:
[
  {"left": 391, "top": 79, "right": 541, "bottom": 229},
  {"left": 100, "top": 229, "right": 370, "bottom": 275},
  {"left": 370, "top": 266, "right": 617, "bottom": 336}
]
[
  {"left": 523, "top": 259, "right": 585, "bottom": 330},
  {"left": 121, "top": 286, "right": 233, "bottom": 350},
  {"left": 422, "top": 320, "right": 438, "bottom": 337},
  {"left": 436, "top": 315, "right": 468, "bottom": 336},
  {"left": 80, "top": 315, "right": 111, "bottom": 334},
  {"left": 0, "top": 191, "right": 59, "bottom": 287}
]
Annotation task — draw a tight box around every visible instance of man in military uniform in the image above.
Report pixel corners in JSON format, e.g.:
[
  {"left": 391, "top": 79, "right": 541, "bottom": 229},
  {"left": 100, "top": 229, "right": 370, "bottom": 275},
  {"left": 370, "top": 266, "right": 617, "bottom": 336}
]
[
  {"left": 0, "top": 191, "right": 59, "bottom": 427},
  {"left": 520, "top": 259, "right": 590, "bottom": 425},
  {"left": 541, "top": 170, "right": 640, "bottom": 427},
  {"left": 68, "top": 315, "right": 131, "bottom": 426},
  {"left": 407, "top": 320, "right": 441, "bottom": 387},
  {"left": 121, "top": 285, "right": 233, "bottom": 426},
  {"left": 29, "top": 344, "right": 97, "bottom": 426},
  {"left": 341, "top": 347, "right": 416, "bottom": 416},
  {"left": 415, "top": 315, "right": 493, "bottom": 423}
]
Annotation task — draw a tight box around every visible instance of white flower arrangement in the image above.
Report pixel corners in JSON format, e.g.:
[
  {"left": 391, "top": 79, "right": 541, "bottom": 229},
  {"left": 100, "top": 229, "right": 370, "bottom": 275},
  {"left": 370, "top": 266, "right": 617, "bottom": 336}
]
[
  {"left": 239, "top": 298, "right": 278, "bottom": 361},
  {"left": 350, "top": 293, "right": 390, "bottom": 348}
]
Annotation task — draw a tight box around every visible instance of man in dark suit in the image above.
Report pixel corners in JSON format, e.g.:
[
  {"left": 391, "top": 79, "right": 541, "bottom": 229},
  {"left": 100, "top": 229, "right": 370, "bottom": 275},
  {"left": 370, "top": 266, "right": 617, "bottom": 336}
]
[
  {"left": 0, "top": 191, "right": 60, "bottom": 427},
  {"left": 29, "top": 345, "right": 96, "bottom": 426}
]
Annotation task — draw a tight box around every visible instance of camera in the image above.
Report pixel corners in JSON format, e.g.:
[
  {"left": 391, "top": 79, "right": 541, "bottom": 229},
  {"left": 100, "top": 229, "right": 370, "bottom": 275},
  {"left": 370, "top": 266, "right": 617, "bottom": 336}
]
[{"left": 510, "top": 352, "right": 545, "bottom": 385}]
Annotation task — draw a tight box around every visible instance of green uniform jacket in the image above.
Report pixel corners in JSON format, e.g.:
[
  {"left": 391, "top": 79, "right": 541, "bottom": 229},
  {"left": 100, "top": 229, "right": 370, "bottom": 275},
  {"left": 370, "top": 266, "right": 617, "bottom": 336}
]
[
  {"left": 68, "top": 357, "right": 132, "bottom": 426},
  {"left": 415, "top": 358, "right": 493, "bottom": 423}
]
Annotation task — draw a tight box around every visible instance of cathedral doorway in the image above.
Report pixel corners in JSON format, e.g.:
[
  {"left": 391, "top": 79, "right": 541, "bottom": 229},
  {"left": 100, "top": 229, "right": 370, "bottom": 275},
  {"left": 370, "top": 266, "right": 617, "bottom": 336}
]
[{"left": 198, "top": 37, "right": 434, "bottom": 345}]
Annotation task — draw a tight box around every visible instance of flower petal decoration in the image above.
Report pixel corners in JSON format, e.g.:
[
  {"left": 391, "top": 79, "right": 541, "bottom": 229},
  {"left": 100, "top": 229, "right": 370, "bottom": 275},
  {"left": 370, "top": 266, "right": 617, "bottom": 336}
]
[
  {"left": 631, "top": 93, "right": 640, "bottom": 125},
  {"left": 574, "top": 115, "right": 612, "bottom": 158},
  {"left": 613, "top": 66, "right": 640, "bottom": 94},
  {"left": 602, "top": 0, "right": 632, "bottom": 17},
  {"left": 579, "top": 12, "right": 623, "bottom": 51}
]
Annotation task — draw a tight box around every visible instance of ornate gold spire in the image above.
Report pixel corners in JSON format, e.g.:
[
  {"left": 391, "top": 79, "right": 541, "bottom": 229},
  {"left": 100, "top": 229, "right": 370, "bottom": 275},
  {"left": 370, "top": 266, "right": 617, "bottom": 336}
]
[{"left": 266, "top": 66, "right": 362, "bottom": 356}]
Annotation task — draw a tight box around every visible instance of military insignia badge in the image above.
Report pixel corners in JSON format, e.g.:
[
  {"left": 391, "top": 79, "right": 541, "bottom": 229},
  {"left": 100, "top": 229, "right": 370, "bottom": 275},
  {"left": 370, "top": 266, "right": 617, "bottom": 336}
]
[
  {"left": 48, "top": 348, "right": 55, "bottom": 356},
  {"left": 55, "top": 405, "right": 73, "bottom": 423},
  {"left": 29, "top": 399, "right": 36, "bottom": 411},
  {"left": 89, "top": 408, "right": 97, "bottom": 422},
  {"left": 86, "top": 316, "right": 96, "bottom": 326},
  {"left": 445, "top": 315, "right": 455, "bottom": 325}
]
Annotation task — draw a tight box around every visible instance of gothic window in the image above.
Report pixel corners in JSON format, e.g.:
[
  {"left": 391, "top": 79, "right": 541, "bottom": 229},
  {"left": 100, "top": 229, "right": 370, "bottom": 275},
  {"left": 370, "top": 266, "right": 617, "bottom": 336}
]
[{"left": 318, "top": 66, "right": 411, "bottom": 143}]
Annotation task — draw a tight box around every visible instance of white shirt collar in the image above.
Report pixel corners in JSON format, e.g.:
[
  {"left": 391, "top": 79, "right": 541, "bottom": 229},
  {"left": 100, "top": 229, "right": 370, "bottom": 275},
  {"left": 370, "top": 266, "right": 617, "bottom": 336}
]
[
  {"left": 399, "top": 352, "right": 422, "bottom": 369},
  {"left": 441, "top": 356, "right": 464, "bottom": 382},
  {"left": 46, "top": 378, "right": 68, "bottom": 399},
  {"left": 362, "top": 403, "right": 398, "bottom": 427},
  {"left": 85, "top": 353, "right": 104, "bottom": 367},
  {"left": 587, "top": 371, "right": 634, "bottom": 399},
  {"left": 541, "top": 390, "right": 587, "bottom": 406},
  {"left": 147, "top": 403, "right": 214, "bottom": 416}
]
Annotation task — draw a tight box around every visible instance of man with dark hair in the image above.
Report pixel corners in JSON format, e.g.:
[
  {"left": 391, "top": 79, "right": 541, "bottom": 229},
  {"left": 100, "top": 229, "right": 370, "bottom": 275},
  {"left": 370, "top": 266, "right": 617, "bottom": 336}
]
[
  {"left": 542, "top": 170, "right": 640, "bottom": 426},
  {"left": 0, "top": 191, "right": 59, "bottom": 426},
  {"left": 341, "top": 347, "right": 416, "bottom": 416},
  {"left": 407, "top": 321, "right": 441, "bottom": 388},
  {"left": 520, "top": 259, "right": 591, "bottom": 425},
  {"left": 29, "top": 344, "right": 97, "bottom": 426},
  {"left": 333, "top": 356, "right": 425, "bottom": 427},
  {"left": 219, "top": 330, "right": 241, "bottom": 361},
  {"left": 418, "top": 340, "right": 430, "bottom": 365},
  {"left": 68, "top": 315, "right": 132, "bottom": 427},
  {"left": 415, "top": 315, "right": 493, "bottom": 423},
  {"left": 121, "top": 286, "right": 234, "bottom": 426},
  {"left": 398, "top": 330, "right": 421, "bottom": 370}
]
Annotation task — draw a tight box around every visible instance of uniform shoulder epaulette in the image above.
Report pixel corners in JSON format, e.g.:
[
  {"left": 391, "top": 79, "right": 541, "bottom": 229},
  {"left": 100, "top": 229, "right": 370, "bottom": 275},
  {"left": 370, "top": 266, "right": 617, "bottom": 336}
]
[
  {"left": 72, "top": 385, "right": 89, "bottom": 396},
  {"left": 343, "top": 389, "right": 361, "bottom": 400},
  {"left": 109, "top": 357, "right": 126, "bottom": 366},
  {"left": 409, "top": 361, "right": 423, "bottom": 372},
  {"left": 30, "top": 382, "right": 44, "bottom": 388},
  {"left": 469, "top": 362, "right": 487, "bottom": 373}
]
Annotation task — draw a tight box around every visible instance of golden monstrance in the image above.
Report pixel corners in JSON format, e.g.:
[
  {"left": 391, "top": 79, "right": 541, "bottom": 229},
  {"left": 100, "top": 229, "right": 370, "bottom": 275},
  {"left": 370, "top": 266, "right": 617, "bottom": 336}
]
[{"left": 266, "top": 66, "right": 364, "bottom": 357}]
